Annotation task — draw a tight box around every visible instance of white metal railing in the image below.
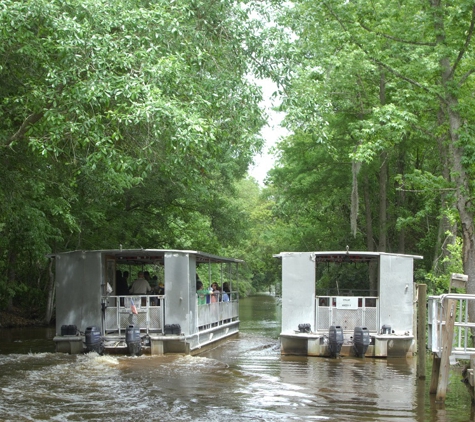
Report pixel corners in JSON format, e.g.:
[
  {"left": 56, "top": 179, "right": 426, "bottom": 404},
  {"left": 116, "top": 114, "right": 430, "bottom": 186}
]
[
  {"left": 315, "top": 296, "right": 379, "bottom": 333},
  {"left": 102, "top": 292, "right": 238, "bottom": 336},
  {"left": 102, "top": 295, "right": 165, "bottom": 335},
  {"left": 428, "top": 294, "right": 475, "bottom": 360},
  {"left": 196, "top": 292, "right": 239, "bottom": 329}
]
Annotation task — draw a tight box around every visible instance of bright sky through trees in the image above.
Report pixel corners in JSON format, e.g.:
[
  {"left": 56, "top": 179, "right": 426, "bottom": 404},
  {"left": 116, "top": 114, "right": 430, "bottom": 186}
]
[{"left": 249, "top": 78, "right": 289, "bottom": 185}]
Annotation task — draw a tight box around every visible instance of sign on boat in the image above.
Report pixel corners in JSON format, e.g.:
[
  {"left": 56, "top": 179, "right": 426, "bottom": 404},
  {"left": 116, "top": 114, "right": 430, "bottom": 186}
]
[
  {"left": 275, "top": 250, "right": 423, "bottom": 358},
  {"left": 49, "top": 249, "right": 241, "bottom": 355}
]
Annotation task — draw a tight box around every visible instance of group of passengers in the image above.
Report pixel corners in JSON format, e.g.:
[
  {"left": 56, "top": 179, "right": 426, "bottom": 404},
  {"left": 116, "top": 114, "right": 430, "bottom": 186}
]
[
  {"left": 116, "top": 269, "right": 231, "bottom": 306},
  {"left": 115, "top": 270, "right": 165, "bottom": 307},
  {"left": 116, "top": 270, "right": 164, "bottom": 296},
  {"left": 196, "top": 279, "right": 231, "bottom": 305}
]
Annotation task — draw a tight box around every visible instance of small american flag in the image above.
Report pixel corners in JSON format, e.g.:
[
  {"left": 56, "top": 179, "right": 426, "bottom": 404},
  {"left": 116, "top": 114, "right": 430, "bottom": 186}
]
[{"left": 130, "top": 298, "right": 138, "bottom": 315}]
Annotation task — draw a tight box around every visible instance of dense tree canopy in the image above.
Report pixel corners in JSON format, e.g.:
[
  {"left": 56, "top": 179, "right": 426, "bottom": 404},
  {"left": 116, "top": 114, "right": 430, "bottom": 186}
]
[
  {"left": 0, "top": 0, "right": 268, "bottom": 315},
  {"left": 3, "top": 0, "right": 475, "bottom": 321},
  {"left": 262, "top": 0, "right": 475, "bottom": 294}
]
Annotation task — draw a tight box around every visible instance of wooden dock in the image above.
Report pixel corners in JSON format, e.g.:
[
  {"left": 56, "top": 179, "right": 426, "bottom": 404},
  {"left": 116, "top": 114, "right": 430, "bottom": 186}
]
[
  {"left": 427, "top": 276, "right": 475, "bottom": 404},
  {"left": 429, "top": 297, "right": 457, "bottom": 402}
]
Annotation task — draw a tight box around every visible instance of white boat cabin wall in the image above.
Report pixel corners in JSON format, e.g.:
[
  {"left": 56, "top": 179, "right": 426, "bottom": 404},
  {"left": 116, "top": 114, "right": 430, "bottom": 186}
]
[
  {"left": 276, "top": 251, "right": 423, "bottom": 358},
  {"left": 51, "top": 249, "right": 241, "bottom": 355}
]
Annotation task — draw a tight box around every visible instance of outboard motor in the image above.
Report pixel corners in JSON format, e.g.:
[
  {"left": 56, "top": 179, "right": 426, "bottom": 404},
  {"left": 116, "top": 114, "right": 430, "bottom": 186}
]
[
  {"left": 353, "top": 326, "right": 370, "bottom": 357},
  {"left": 328, "top": 325, "right": 344, "bottom": 358},
  {"left": 381, "top": 324, "right": 392, "bottom": 335},
  {"left": 126, "top": 325, "right": 142, "bottom": 356},
  {"left": 298, "top": 323, "right": 311, "bottom": 333},
  {"left": 85, "top": 326, "right": 104, "bottom": 354}
]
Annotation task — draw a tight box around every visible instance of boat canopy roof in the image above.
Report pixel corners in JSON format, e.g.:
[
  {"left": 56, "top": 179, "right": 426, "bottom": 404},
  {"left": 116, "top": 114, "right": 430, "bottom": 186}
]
[
  {"left": 273, "top": 250, "right": 423, "bottom": 264},
  {"left": 48, "top": 249, "right": 244, "bottom": 265}
]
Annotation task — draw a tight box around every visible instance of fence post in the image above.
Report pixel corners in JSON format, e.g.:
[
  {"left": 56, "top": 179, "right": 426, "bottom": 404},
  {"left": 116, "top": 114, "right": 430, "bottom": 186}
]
[
  {"left": 434, "top": 297, "right": 457, "bottom": 402},
  {"left": 417, "top": 284, "right": 427, "bottom": 379},
  {"left": 429, "top": 355, "right": 440, "bottom": 394}
]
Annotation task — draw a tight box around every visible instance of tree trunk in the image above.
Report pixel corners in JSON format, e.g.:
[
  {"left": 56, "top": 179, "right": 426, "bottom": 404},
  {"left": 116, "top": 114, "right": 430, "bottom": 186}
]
[
  {"left": 430, "top": 0, "right": 475, "bottom": 325},
  {"left": 6, "top": 250, "right": 16, "bottom": 311},
  {"left": 378, "top": 71, "right": 388, "bottom": 252},
  {"left": 378, "top": 152, "right": 388, "bottom": 252},
  {"left": 44, "top": 258, "right": 55, "bottom": 325},
  {"left": 448, "top": 109, "right": 475, "bottom": 293},
  {"left": 364, "top": 175, "right": 378, "bottom": 295},
  {"left": 396, "top": 145, "right": 406, "bottom": 253},
  {"left": 364, "top": 174, "right": 375, "bottom": 252},
  {"left": 438, "top": 48, "right": 475, "bottom": 296},
  {"left": 448, "top": 114, "right": 475, "bottom": 329},
  {"left": 432, "top": 116, "right": 457, "bottom": 274},
  {"left": 351, "top": 160, "right": 361, "bottom": 237}
]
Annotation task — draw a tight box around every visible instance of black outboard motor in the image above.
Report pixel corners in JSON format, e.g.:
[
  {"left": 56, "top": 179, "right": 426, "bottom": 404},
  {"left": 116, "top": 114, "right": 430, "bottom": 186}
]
[
  {"left": 126, "top": 325, "right": 142, "bottom": 356},
  {"left": 85, "top": 326, "right": 104, "bottom": 354},
  {"left": 164, "top": 324, "right": 181, "bottom": 335},
  {"left": 381, "top": 324, "right": 392, "bottom": 334},
  {"left": 61, "top": 324, "right": 77, "bottom": 336},
  {"left": 353, "top": 326, "right": 370, "bottom": 357},
  {"left": 328, "top": 325, "right": 344, "bottom": 358},
  {"left": 298, "top": 323, "right": 311, "bottom": 333}
]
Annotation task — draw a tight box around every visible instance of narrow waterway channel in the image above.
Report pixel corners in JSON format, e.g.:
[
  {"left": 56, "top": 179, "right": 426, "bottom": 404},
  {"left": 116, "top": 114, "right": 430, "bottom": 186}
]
[{"left": 0, "top": 294, "right": 474, "bottom": 421}]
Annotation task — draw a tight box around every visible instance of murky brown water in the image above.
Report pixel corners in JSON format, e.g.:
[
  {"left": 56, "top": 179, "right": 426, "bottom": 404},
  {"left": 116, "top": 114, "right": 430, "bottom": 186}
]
[{"left": 0, "top": 295, "right": 474, "bottom": 421}]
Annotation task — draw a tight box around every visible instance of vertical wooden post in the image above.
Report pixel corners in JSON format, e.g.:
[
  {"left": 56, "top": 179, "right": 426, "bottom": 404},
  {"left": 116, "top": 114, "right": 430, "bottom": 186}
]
[
  {"left": 413, "top": 284, "right": 418, "bottom": 355},
  {"left": 470, "top": 355, "right": 475, "bottom": 400},
  {"left": 471, "top": 355, "right": 475, "bottom": 383},
  {"left": 429, "top": 355, "right": 440, "bottom": 394},
  {"left": 417, "top": 284, "right": 427, "bottom": 379},
  {"left": 435, "top": 298, "right": 457, "bottom": 402}
]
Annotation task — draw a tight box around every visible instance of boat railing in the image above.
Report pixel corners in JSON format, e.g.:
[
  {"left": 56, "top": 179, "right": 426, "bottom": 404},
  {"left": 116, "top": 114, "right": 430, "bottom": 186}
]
[
  {"left": 316, "top": 289, "right": 374, "bottom": 297},
  {"left": 428, "top": 294, "right": 475, "bottom": 360},
  {"left": 102, "top": 295, "right": 165, "bottom": 335},
  {"left": 197, "top": 291, "right": 239, "bottom": 330},
  {"left": 315, "top": 296, "right": 379, "bottom": 333}
]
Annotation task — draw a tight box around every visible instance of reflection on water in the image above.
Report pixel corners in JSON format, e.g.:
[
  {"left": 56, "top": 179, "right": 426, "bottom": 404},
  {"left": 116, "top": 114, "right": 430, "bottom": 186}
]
[
  {"left": 0, "top": 295, "right": 474, "bottom": 421},
  {"left": 0, "top": 326, "right": 56, "bottom": 354}
]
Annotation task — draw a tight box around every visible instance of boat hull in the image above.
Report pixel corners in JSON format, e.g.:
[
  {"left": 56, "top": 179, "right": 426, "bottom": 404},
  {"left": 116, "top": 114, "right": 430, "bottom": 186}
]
[{"left": 280, "top": 332, "right": 415, "bottom": 358}]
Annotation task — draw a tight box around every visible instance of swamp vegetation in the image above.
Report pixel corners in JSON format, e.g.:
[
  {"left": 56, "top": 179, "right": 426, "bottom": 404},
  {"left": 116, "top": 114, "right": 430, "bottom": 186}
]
[{"left": 1, "top": 0, "right": 475, "bottom": 325}]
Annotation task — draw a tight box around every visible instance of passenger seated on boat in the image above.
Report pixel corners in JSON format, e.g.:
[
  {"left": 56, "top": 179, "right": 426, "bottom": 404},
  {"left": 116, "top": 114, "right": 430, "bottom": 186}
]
[
  {"left": 210, "top": 283, "right": 219, "bottom": 303},
  {"left": 154, "top": 282, "right": 165, "bottom": 306},
  {"left": 149, "top": 275, "right": 159, "bottom": 305},
  {"left": 156, "top": 282, "right": 164, "bottom": 295},
  {"left": 123, "top": 271, "right": 129, "bottom": 289},
  {"left": 129, "top": 271, "right": 152, "bottom": 295},
  {"left": 196, "top": 281, "right": 208, "bottom": 306},
  {"left": 221, "top": 287, "right": 229, "bottom": 302},
  {"left": 144, "top": 271, "right": 152, "bottom": 287},
  {"left": 223, "top": 282, "right": 231, "bottom": 300},
  {"left": 116, "top": 270, "right": 129, "bottom": 306},
  {"left": 214, "top": 286, "right": 223, "bottom": 301}
]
